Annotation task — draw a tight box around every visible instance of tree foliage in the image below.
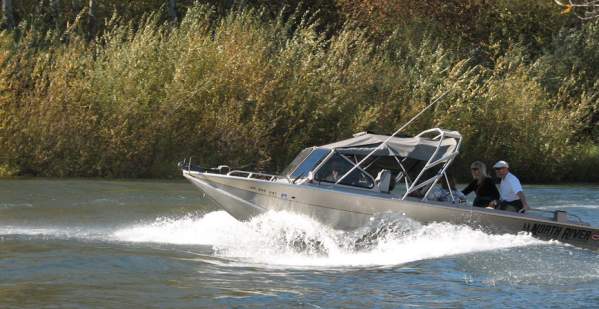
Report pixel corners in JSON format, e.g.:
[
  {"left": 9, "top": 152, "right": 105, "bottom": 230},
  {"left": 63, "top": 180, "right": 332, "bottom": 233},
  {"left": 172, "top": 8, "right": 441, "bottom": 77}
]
[{"left": 0, "top": 2, "right": 597, "bottom": 182}]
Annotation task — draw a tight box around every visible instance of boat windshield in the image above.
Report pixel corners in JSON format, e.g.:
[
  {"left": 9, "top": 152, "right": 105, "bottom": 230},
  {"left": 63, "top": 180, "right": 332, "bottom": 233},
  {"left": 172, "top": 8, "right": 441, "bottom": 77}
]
[
  {"left": 283, "top": 148, "right": 330, "bottom": 179},
  {"left": 315, "top": 154, "right": 374, "bottom": 189}
]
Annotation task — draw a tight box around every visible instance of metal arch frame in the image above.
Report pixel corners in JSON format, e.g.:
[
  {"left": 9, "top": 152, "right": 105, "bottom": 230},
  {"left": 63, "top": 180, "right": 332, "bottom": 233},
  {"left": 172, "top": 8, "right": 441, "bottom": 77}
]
[
  {"left": 401, "top": 128, "right": 462, "bottom": 201},
  {"left": 393, "top": 156, "right": 412, "bottom": 191}
]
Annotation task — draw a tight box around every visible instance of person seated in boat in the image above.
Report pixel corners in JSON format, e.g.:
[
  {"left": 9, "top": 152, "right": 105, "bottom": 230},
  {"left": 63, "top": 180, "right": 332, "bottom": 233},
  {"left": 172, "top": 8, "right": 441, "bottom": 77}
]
[
  {"left": 314, "top": 154, "right": 375, "bottom": 188},
  {"left": 443, "top": 176, "right": 466, "bottom": 203},
  {"left": 461, "top": 161, "right": 500, "bottom": 207},
  {"left": 429, "top": 176, "right": 466, "bottom": 203},
  {"left": 321, "top": 160, "right": 343, "bottom": 183},
  {"left": 489, "top": 160, "right": 529, "bottom": 213}
]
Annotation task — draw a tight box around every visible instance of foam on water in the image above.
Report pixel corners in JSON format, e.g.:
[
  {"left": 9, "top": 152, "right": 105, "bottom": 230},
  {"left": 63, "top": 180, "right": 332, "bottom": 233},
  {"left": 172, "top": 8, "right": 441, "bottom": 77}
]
[
  {"left": 0, "top": 226, "right": 103, "bottom": 239},
  {"left": 112, "top": 211, "right": 239, "bottom": 246},
  {"left": 111, "top": 211, "right": 548, "bottom": 267},
  {"left": 0, "top": 202, "right": 34, "bottom": 209}
]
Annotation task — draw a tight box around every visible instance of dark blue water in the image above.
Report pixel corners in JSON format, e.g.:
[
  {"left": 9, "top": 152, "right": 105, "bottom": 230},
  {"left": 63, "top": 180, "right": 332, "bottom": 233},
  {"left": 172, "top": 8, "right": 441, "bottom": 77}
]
[{"left": 1, "top": 179, "right": 598, "bottom": 308}]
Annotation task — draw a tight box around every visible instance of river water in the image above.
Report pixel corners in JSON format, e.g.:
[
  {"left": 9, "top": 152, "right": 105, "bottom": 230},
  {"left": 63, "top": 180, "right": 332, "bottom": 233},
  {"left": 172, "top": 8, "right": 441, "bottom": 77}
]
[{"left": 1, "top": 179, "right": 598, "bottom": 308}]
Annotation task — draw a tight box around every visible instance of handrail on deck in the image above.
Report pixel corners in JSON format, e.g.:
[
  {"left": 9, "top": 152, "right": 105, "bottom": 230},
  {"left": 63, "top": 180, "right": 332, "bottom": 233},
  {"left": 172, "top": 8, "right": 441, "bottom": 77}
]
[{"left": 227, "top": 170, "right": 279, "bottom": 181}]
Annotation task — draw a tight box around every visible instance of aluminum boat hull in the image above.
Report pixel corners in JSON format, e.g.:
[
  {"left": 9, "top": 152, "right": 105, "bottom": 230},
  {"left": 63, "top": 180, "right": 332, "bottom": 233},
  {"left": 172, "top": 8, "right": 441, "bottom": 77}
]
[{"left": 184, "top": 170, "right": 599, "bottom": 251}]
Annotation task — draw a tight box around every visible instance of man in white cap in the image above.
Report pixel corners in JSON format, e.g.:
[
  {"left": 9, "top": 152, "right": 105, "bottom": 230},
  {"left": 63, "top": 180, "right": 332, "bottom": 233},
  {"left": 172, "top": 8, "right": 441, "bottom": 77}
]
[{"left": 490, "top": 160, "right": 529, "bottom": 213}]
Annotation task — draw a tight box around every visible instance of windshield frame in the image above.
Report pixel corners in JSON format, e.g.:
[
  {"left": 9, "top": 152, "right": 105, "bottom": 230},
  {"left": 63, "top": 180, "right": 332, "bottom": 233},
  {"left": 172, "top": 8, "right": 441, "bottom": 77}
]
[
  {"left": 281, "top": 147, "right": 314, "bottom": 177},
  {"left": 282, "top": 147, "right": 331, "bottom": 180}
]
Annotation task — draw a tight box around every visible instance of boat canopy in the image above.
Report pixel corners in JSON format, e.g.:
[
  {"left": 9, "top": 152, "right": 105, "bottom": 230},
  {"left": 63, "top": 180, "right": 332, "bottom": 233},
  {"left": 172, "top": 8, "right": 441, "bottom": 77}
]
[{"left": 319, "top": 131, "right": 458, "bottom": 162}]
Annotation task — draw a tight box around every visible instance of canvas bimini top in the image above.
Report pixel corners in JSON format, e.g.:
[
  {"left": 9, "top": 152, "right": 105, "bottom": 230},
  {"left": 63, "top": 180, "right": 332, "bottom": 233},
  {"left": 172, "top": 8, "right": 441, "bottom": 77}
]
[{"left": 320, "top": 130, "right": 459, "bottom": 162}]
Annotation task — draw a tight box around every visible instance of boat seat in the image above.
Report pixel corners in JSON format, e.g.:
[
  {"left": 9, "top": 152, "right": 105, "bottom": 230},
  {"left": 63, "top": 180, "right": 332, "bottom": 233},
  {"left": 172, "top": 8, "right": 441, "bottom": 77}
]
[{"left": 376, "top": 169, "right": 392, "bottom": 193}]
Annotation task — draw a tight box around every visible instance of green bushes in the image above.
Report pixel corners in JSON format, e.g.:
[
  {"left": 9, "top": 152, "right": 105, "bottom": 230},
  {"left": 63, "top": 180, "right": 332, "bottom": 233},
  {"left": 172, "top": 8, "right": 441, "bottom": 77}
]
[{"left": 0, "top": 3, "right": 597, "bottom": 182}]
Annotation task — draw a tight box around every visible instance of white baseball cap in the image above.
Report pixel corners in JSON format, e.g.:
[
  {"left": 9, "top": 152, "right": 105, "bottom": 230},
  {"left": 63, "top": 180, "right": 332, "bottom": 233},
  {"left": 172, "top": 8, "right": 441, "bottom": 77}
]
[{"left": 493, "top": 160, "right": 509, "bottom": 169}]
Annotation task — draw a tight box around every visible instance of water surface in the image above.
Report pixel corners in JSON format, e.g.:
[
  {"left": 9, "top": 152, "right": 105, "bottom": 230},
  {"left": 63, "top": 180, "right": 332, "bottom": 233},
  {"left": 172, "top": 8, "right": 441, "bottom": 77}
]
[{"left": 1, "top": 179, "right": 598, "bottom": 308}]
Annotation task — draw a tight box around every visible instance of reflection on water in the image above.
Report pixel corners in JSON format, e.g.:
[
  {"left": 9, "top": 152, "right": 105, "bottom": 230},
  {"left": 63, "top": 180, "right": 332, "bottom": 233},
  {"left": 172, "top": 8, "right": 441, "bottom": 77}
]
[{"left": 0, "top": 179, "right": 598, "bottom": 307}]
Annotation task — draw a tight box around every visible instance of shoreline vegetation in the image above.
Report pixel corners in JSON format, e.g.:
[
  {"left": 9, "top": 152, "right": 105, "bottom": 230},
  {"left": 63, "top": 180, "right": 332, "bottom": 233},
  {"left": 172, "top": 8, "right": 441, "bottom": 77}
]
[{"left": 0, "top": 1, "right": 598, "bottom": 182}]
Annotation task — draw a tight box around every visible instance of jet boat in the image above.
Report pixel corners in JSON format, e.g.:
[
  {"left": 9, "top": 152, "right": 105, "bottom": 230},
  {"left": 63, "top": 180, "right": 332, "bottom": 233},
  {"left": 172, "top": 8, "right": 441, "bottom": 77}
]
[{"left": 180, "top": 126, "right": 598, "bottom": 251}]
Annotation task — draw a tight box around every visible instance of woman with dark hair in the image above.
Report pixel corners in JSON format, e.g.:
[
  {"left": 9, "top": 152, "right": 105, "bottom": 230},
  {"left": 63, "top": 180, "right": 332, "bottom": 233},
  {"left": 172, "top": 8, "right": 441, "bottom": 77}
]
[{"left": 462, "top": 161, "right": 499, "bottom": 207}]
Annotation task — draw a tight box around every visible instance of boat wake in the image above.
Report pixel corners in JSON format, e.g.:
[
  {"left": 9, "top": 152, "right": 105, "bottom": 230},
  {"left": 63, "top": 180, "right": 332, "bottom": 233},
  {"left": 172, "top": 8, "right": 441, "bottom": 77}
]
[{"left": 111, "top": 210, "right": 548, "bottom": 267}]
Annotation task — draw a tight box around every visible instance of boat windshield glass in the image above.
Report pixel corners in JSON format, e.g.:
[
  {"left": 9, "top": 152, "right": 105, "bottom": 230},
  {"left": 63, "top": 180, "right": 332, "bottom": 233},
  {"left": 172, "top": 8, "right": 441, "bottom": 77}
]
[
  {"left": 315, "top": 154, "right": 374, "bottom": 189},
  {"left": 281, "top": 148, "right": 313, "bottom": 176},
  {"left": 284, "top": 148, "right": 330, "bottom": 179}
]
